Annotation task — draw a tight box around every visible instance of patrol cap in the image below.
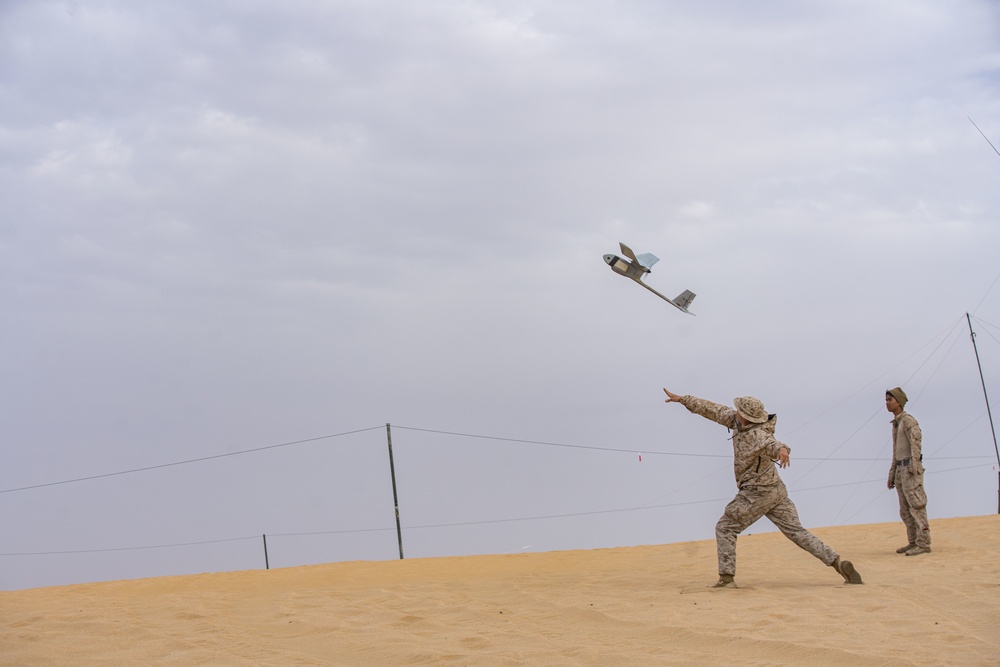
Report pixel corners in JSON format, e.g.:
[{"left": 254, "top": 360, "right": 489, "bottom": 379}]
[
  {"left": 734, "top": 396, "right": 769, "bottom": 424},
  {"left": 886, "top": 387, "right": 908, "bottom": 407}
]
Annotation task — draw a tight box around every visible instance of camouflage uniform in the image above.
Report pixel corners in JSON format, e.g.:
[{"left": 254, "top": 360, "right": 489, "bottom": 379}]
[
  {"left": 680, "top": 395, "right": 839, "bottom": 577},
  {"left": 888, "top": 411, "right": 930, "bottom": 549}
]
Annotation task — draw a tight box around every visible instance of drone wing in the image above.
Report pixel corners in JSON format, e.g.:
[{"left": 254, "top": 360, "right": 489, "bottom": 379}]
[
  {"left": 618, "top": 242, "right": 639, "bottom": 263},
  {"left": 619, "top": 242, "right": 659, "bottom": 270},
  {"left": 636, "top": 252, "right": 659, "bottom": 270}
]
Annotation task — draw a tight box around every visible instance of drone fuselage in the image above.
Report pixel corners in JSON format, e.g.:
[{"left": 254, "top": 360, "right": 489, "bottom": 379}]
[{"left": 603, "top": 254, "right": 648, "bottom": 281}]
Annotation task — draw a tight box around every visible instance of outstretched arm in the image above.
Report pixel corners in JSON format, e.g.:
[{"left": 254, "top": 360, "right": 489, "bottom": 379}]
[{"left": 663, "top": 388, "right": 738, "bottom": 429}]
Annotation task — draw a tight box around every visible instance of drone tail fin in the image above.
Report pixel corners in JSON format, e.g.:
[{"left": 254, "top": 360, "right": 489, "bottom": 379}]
[{"left": 673, "top": 289, "right": 696, "bottom": 312}]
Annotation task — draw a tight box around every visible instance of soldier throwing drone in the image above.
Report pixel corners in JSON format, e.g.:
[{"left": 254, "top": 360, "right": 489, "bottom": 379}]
[{"left": 662, "top": 389, "right": 864, "bottom": 588}]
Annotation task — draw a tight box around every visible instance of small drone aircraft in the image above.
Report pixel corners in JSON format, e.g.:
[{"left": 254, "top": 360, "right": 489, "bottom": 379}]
[{"left": 603, "top": 242, "right": 696, "bottom": 314}]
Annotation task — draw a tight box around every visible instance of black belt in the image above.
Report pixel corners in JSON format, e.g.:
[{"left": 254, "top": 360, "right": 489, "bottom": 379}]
[{"left": 895, "top": 458, "right": 911, "bottom": 467}]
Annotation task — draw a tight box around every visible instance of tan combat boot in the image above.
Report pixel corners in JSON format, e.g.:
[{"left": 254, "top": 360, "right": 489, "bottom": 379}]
[
  {"left": 832, "top": 557, "right": 863, "bottom": 584},
  {"left": 712, "top": 574, "right": 737, "bottom": 588}
]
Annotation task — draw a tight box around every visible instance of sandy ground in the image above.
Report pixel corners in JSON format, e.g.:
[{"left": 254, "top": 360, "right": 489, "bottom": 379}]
[{"left": 2, "top": 515, "right": 999, "bottom": 666}]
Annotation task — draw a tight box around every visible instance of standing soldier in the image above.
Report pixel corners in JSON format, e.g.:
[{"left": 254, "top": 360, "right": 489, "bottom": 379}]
[
  {"left": 886, "top": 387, "right": 931, "bottom": 555},
  {"left": 662, "top": 389, "right": 863, "bottom": 588}
]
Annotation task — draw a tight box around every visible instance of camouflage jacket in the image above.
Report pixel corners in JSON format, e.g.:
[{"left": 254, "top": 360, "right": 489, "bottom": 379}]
[
  {"left": 679, "top": 395, "right": 789, "bottom": 489},
  {"left": 889, "top": 411, "right": 924, "bottom": 483}
]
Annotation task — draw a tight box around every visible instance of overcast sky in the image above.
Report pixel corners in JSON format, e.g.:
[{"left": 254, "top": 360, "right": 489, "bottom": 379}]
[{"left": 2, "top": 0, "right": 999, "bottom": 591}]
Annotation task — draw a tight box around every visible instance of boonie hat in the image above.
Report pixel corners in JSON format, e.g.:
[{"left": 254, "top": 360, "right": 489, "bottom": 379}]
[
  {"left": 734, "top": 396, "right": 769, "bottom": 424},
  {"left": 886, "top": 387, "right": 908, "bottom": 408}
]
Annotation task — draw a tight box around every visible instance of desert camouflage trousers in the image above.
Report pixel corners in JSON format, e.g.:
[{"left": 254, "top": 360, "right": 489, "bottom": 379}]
[
  {"left": 896, "top": 467, "right": 931, "bottom": 548},
  {"left": 716, "top": 483, "right": 838, "bottom": 576}
]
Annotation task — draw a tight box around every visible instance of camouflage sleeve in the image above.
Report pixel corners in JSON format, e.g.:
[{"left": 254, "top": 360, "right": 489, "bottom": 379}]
[
  {"left": 764, "top": 436, "right": 790, "bottom": 459},
  {"left": 903, "top": 415, "right": 923, "bottom": 473},
  {"left": 679, "top": 395, "right": 737, "bottom": 429}
]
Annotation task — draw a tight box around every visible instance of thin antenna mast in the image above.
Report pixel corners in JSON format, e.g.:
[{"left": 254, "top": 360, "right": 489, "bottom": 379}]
[
  {"left": 386, "top": 423, "right": 405, "bottom": 559},
  {"left": 966, "top": 313, "right": 1000, "bottom": 513}
]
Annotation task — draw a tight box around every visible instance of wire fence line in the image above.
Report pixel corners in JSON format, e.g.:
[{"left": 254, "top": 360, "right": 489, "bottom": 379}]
[
  {"left": 3, "top": 422, "right": 991, "bottom": 497},
  {"left": 1, "top": 457, "right": 991, "bottom": 559},
  {"left": 4, "top": 418, "right": 994, "bottom": 567},
  {"left": 1, "top": 536, "right": 262, "bottom": 557},
  {"left": 0, "top": 426, "right": 387, "bottom": 495}
]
